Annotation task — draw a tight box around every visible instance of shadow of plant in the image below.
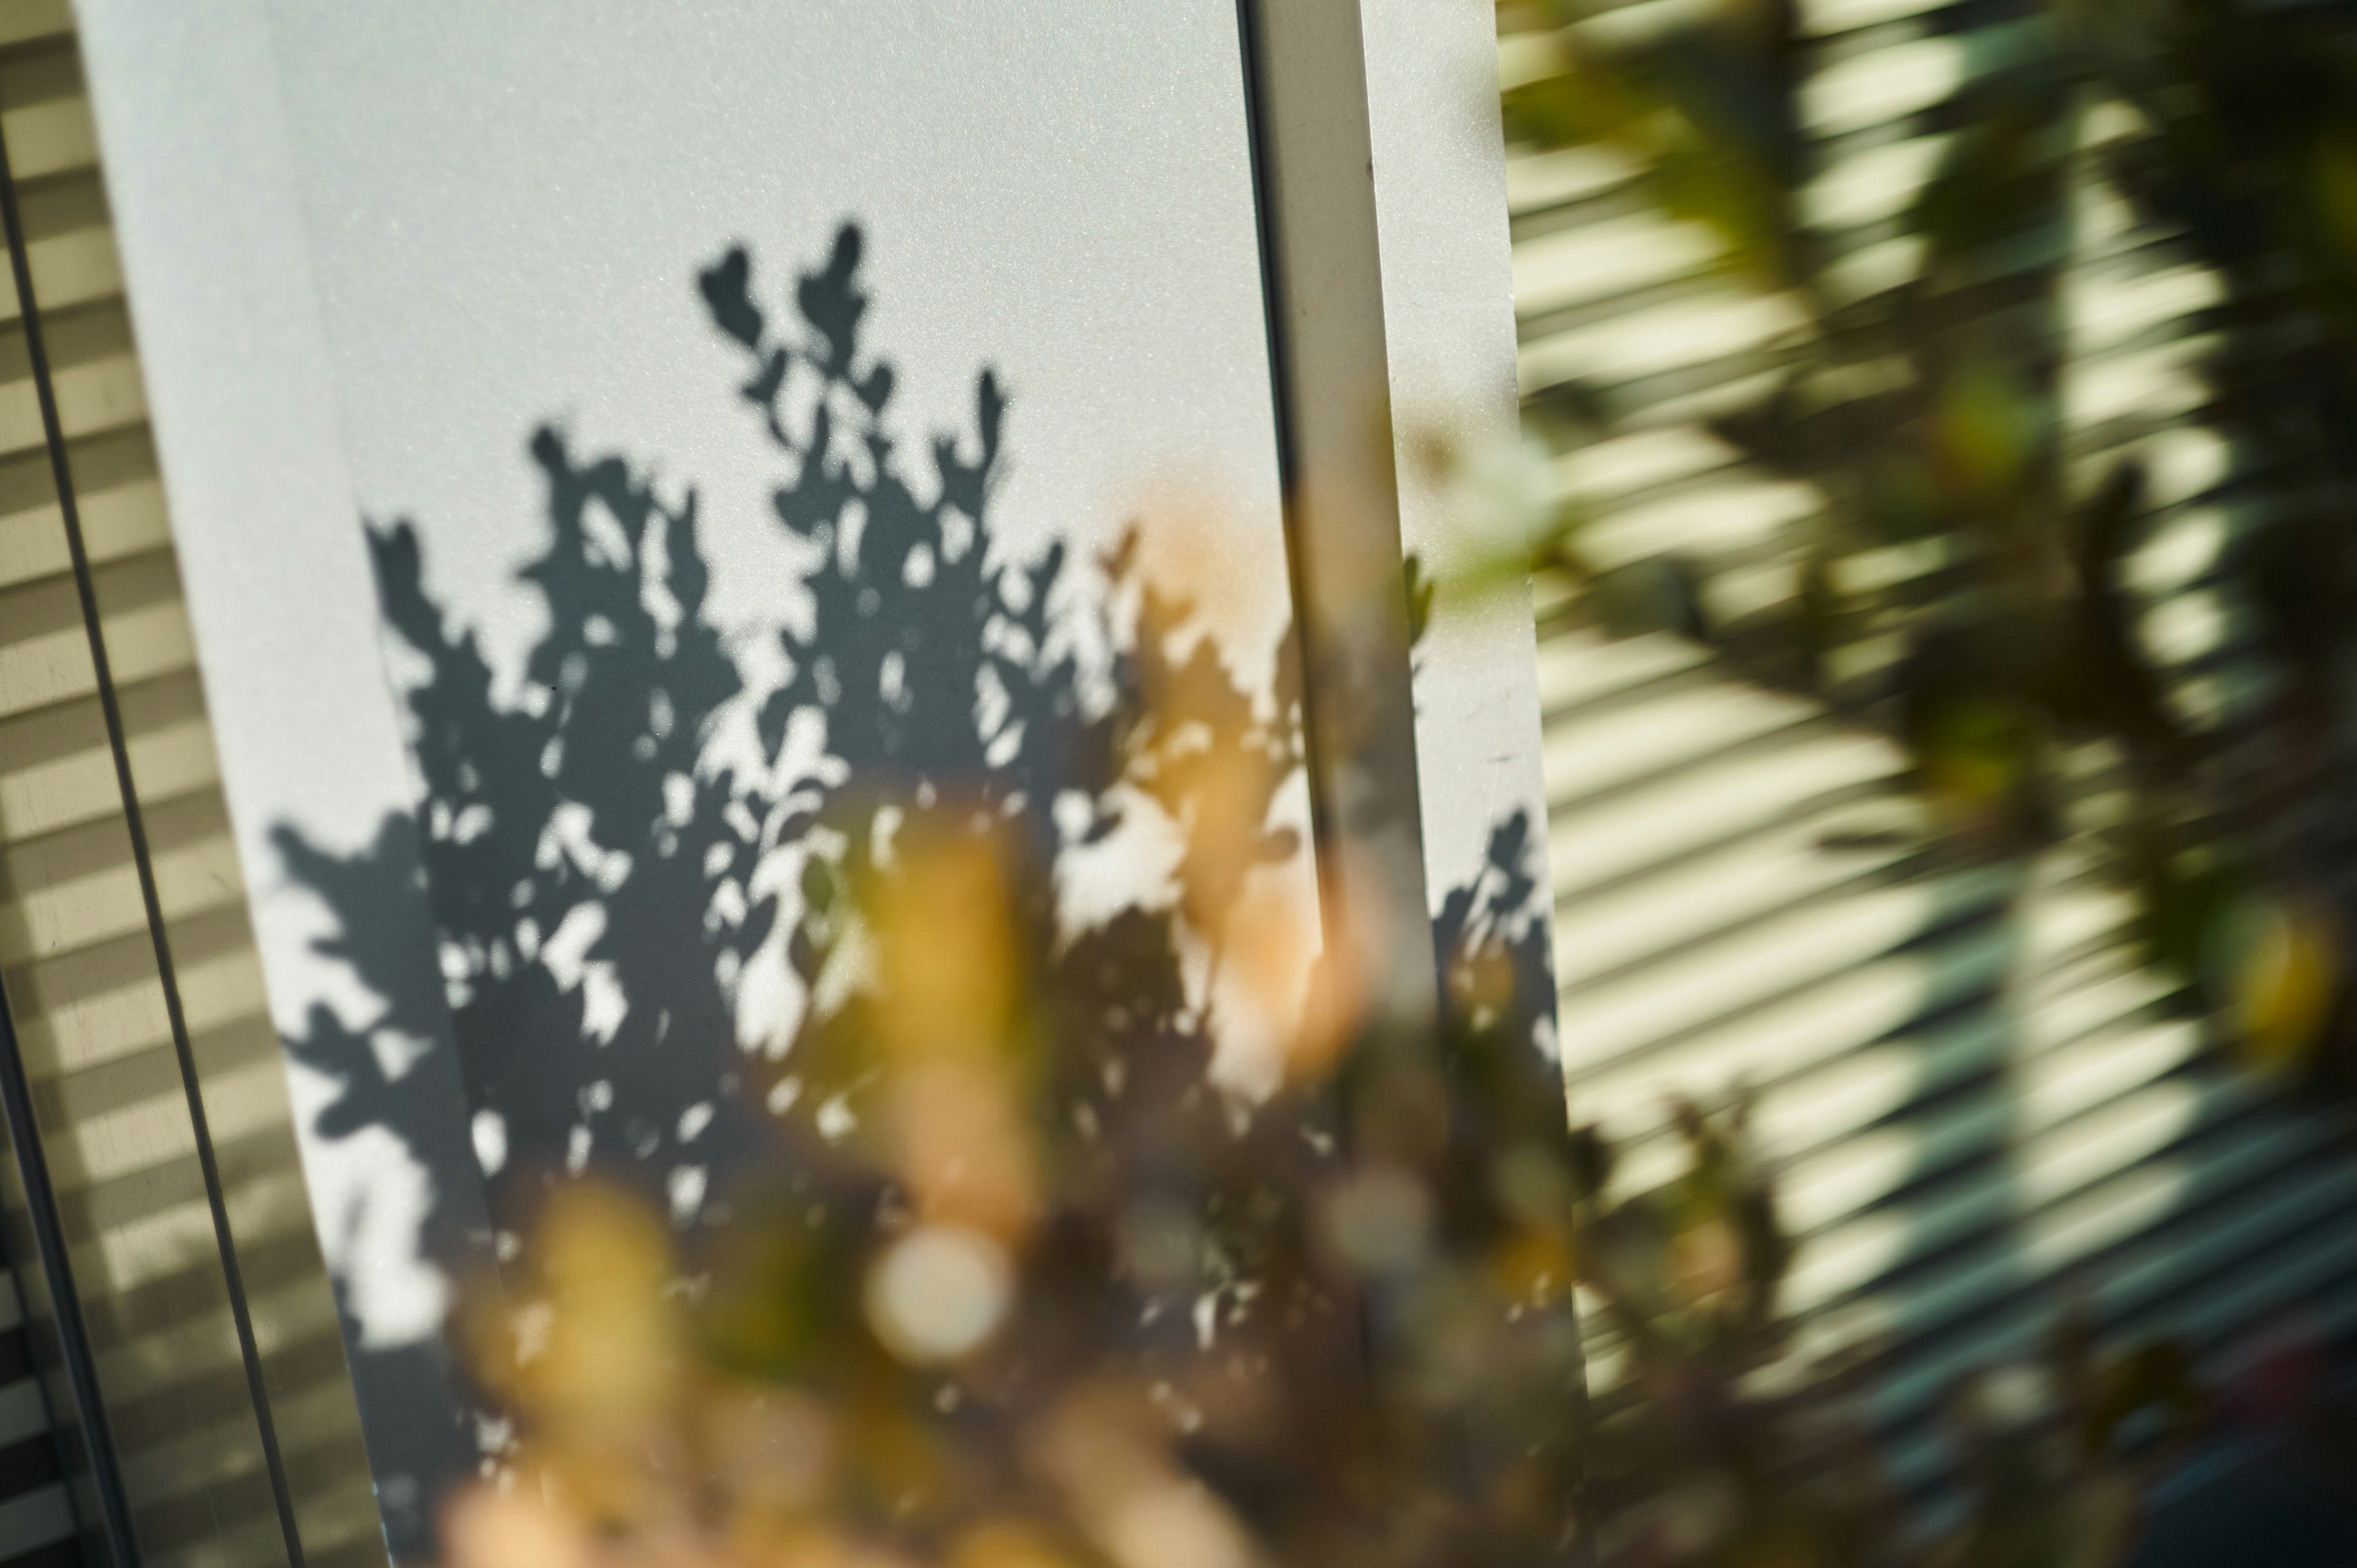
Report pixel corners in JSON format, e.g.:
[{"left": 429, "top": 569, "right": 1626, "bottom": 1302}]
[{"left": 273, "top": 223, "right": 1563, "bottom": 1562}]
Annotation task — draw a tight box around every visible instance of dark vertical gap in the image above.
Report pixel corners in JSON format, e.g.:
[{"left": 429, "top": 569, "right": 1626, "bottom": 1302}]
[
  {"left": 0, "top": 979, "right": 133, "bottom": 1568},
  {"left": 1229, "top": 0, "right": 1403, "bottom": 1421},
  {"left": 0, "top": 104, "right": 308, "bottom": 1568},
  {"left": 1231, "top": 13, "right": 1595, "bottom": 1557},
  {"left": 1231, "top": 0, "right": 1345, "bottom": 916}
]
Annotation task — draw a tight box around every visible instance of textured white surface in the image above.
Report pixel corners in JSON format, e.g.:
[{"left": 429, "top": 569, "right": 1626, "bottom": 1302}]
[
  {"left": 73, "top": 0, "right": 1296, "bottom": 1423},
  {"left": 72, "top": 0, "right": 484, "bottom": 1361},
  {"left": 255, "top": 1, "right": 1292, "bottom": 690},
  {"left": 79, "top": 0, "right": 1295, "bottom": 879},
  {"left": 1358, "top": 0, "right": 1558, "bottom": 939}
]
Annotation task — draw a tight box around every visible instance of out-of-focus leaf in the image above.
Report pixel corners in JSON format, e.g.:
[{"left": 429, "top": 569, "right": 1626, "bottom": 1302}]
[
  {"left": 1403, "top": 553, "right": 1437, "bottom": 652},
  {"left": 1932, "top": 353, "right": 2042, "bottom": 506},
  {"left": 1589, "top": 554, "right": 1711, "bottom": 642},
  {"left": 2223, "top": 894, "right": 2340, "bottom": 1079},
  {"left": 1499, "top": 42, "right": 1657, "bottom": 152}
]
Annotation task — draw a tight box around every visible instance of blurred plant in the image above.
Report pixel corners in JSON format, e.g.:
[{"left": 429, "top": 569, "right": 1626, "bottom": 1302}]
[
  {"left": 438, "top": 1059, "right": 2212, "bottom": 1568},
  {"left": 436, "top": 752, "right": 1594, "bottom": 1568},
  {"left": 1561, "top": 1100, "right": 1903, "bottom": 1567},
  {"left": 445, "top": 845, "right": 1589, "bottom": 1565},
  {"left": 1500, "top": 0, "right": 2357, "bottom": 1084},
  {"left": 2064, "top": 0, "right": 2357, "bottom": 1089},
  {"left": 1930, "top": 1304, "right": 2206, "bottom": 1568},
  {"left": 1558, "top": 1107, "right": 2212, "bottom": 1568}
]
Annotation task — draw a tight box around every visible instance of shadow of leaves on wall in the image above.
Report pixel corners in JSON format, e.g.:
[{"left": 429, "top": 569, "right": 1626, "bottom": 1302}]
[{"left": 274, "top": 223, "right": 1557, "bottom": 1558}]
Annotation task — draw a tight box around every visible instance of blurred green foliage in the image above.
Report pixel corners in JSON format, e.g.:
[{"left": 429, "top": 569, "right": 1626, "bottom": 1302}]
[{"left": 1503, "top": 0, "right": 2357, "bottom": 1088}]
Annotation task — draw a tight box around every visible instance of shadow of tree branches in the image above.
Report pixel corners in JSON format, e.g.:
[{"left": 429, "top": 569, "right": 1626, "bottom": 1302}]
[{"left": 270, "top": 222, "right": 1558, "bottom": 1559}]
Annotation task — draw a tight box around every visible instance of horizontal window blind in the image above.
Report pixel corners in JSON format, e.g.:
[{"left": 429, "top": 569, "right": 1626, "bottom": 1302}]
[
  {"left": 0, "top": 4, "right": 384, "bottom": 1567},
  {"left": 1504, "top": 0, "right": 2357, "bottom": 1510},
  {"left": 0, "top": 1267, "right": 79, "bottom": 1568}
]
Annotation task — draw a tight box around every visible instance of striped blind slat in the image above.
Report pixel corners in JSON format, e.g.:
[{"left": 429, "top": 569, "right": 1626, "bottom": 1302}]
[
  {"left": 0, "top": 5, "right": 384, "bottom": 1567},
  {"left": 1504, "top": 0, "right": 2357, "bottom": 1518}
]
